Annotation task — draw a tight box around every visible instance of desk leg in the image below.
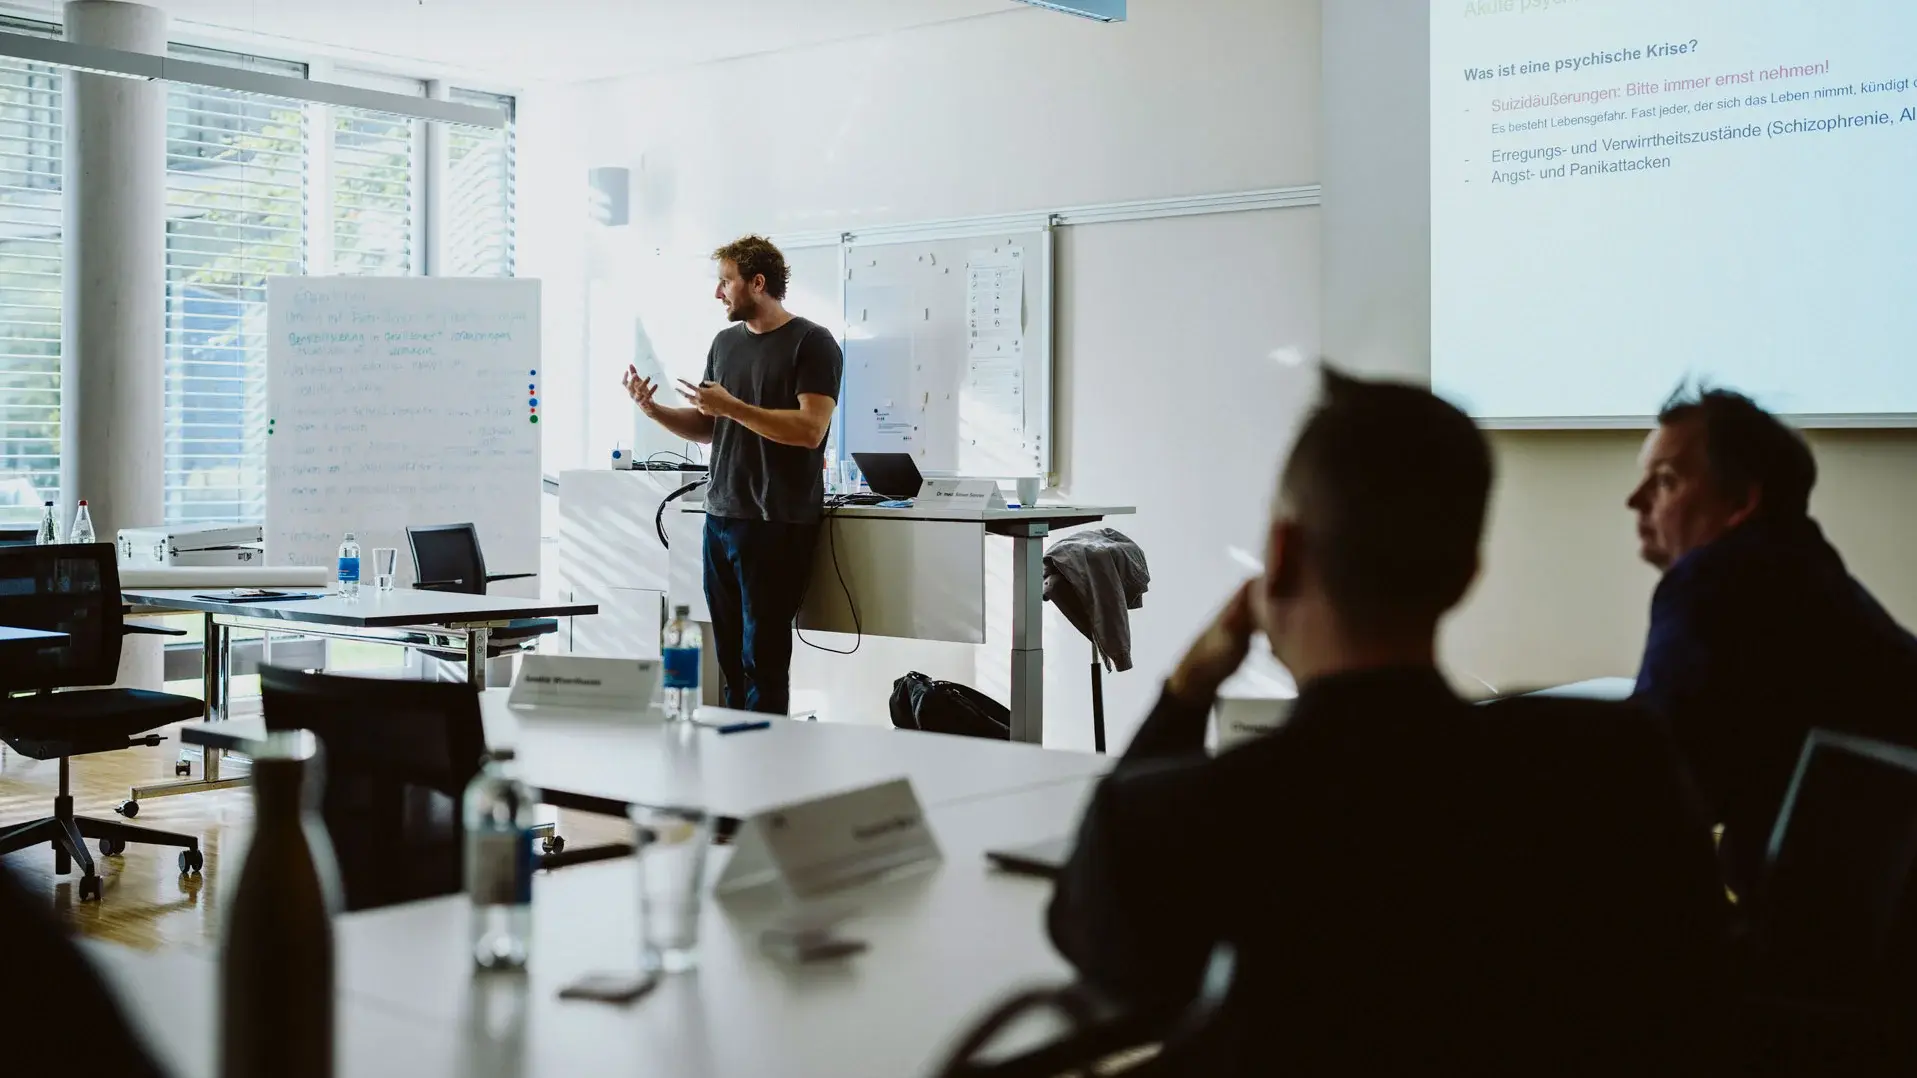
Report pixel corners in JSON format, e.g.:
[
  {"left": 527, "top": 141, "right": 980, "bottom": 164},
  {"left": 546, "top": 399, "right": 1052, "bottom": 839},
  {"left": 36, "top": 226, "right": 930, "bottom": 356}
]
[
  {"left": 130, "top": 617, "right": 248, "bottom": 802},
  {"left": 467, "top": 627, "right": 491, "bottom": 689},
  {"left": 1009, "top": 527, "right": 1047, "bottom": 744}
]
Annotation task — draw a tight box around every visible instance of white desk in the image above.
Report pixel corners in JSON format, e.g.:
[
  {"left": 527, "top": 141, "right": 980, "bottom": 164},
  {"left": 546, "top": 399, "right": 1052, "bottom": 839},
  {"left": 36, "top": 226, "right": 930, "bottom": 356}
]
[
  {"left": 120, "top": 589, "right": 598, "bottom": 804},
  {"left": 179, "top": 689, "right": 1113, "bottom": 820},
  {"left": 666, "top": 502, "right": 1135, "bottom": 745},
  {"left": 89, "top": 775, "right": 1104, "bottom": 1078}
]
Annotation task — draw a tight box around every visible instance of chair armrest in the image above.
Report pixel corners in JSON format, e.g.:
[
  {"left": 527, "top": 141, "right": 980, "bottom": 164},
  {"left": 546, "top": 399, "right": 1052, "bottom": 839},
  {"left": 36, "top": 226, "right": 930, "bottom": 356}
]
[
  {"left": 123, "top": 624, "right": 188, "bottom": 638},
  {"left": 484, "top": 572, "right": 537, "bottom": 586},
  {"left": 411, "top": 580, "right": 469, "bottom": 592}
]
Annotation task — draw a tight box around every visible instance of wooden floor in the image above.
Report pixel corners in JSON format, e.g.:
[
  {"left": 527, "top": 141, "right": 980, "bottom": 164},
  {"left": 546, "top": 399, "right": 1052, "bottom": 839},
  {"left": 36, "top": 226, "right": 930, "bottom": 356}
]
[{"left": 0, "top": 723, "right": 625, "bottom": 951}]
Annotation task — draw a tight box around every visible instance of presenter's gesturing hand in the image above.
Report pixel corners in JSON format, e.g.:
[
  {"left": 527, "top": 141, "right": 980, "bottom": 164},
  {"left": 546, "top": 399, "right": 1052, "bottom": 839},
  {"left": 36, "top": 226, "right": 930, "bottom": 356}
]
[
  {"left": 622, "top": 365, "right": 662, "bottom": 417},
  {"left": 678, "top": 379, "right": 742, "bottom": 419}
]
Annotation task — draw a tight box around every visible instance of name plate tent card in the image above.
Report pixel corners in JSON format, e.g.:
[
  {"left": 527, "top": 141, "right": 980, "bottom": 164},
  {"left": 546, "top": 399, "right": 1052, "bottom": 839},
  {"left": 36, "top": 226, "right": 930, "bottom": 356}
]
[
  {"left": 508, "top": 655, "right": 660, "bottom": 713},
  {"left": 715, "top": 778, "right": 943, "bottom": 901}
]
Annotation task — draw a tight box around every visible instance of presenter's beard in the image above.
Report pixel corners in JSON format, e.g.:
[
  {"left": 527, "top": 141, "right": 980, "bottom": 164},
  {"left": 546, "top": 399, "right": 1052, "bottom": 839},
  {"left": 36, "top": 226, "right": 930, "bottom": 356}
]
[{"left": 724, "top": 296, "right": 758, "bottom": 323}]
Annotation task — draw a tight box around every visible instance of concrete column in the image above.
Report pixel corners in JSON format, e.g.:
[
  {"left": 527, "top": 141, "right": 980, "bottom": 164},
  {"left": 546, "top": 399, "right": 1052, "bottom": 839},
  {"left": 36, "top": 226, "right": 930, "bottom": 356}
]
[
  {"left": 62, "top": 1, "right": 168, "bottom": 688},
  {"left": 61, "top": 0, "right": 167, "bottom": 540}
]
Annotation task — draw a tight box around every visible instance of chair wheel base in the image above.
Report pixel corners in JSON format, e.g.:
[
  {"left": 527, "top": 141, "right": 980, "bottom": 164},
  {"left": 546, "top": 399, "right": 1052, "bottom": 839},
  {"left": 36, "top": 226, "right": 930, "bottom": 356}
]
[
  {"left": 78, "top": 875, "right": 102, "bottom": 902},
  {"left": 173, "top": 760, "right": 191, "bottom": 777},
  {"left": 115, "top": 800, "right": 139, "bottom": 818},
  {"left": 542, "top": 835, "right": 565, "bottom": 856},
  {"left": 98, "top": 838, "right": 126, "bottom": 857},
  {"left": 179, "top": 849, "right": 204, "bottom": 875}
]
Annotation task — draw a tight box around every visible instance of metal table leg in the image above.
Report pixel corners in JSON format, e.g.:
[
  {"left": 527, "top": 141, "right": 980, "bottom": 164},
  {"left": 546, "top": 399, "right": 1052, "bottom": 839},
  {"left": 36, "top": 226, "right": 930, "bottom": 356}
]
[
  {"left": 1007, "top": 523, "right": 1049, "bottom": 744},
  {"left": 467, "top": 626, "right": 491, "bottom": 689},
  {"left": 131, "top": 616, "right": 248, "bottom": 802}
]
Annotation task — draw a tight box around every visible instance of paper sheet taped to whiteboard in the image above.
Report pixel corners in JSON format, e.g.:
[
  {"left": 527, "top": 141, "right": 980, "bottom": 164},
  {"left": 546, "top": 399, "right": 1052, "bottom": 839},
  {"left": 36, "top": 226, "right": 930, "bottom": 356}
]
[
  {"left": 265, "top": 277, "right": 543, "bottom": 590},
  {"left": 963, "top": 248, "right": 1025, "bottom": 473}
]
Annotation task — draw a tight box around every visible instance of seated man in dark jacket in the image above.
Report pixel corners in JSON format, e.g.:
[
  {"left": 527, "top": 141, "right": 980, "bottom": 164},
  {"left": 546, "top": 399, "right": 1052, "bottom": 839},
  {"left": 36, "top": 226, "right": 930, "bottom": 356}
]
[
  {"left": 0, "top": 865, "right": 167, "bottom": 1076},
  {"left": 1628, "top": 386, "right": 1917, "bottom": 897},
  {"left": 1048, "top": 370, "right": 1728, "bottom": 1076}
]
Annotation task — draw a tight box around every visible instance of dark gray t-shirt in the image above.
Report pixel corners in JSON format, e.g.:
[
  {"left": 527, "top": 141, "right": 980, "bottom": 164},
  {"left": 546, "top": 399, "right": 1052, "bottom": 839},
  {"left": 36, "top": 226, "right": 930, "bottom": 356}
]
[{"left": 702, "top": 316, "right": 843, "bottom": 523}]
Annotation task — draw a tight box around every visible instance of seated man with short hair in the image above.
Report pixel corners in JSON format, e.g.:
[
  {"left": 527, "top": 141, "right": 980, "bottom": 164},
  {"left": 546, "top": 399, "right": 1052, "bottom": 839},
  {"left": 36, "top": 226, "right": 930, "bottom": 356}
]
[
  {"left": 1628, "top": 386, "right": 1917, "bottom": 896},
  {"left": 1048, "top": 370, "right": 1728, "bottom": 1076}
]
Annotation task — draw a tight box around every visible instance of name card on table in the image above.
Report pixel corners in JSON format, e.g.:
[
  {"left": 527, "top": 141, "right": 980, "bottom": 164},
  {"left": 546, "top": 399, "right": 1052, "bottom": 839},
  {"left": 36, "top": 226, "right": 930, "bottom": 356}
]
[
  {"left": 1213, "top": 696, "right": 1293, "bottom": 754},
  {"left": 716, "top": 778, "right": 943, "bottom": 900},
  {"left": 916, "top": 478, "right": 1006, "bottom": 511},
  {"left": 508, "top": 655, "right": 660, "bottom": 712}
]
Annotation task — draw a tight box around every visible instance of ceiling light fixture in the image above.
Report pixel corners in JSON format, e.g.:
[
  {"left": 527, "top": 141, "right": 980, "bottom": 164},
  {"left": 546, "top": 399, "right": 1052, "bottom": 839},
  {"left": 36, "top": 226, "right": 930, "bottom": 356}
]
[
  {"left": 0, "top": 30, "right": 506, "bottom": 128},
  {"left": 1012, "top": 0, "right": 1125, "bottom": 22}
]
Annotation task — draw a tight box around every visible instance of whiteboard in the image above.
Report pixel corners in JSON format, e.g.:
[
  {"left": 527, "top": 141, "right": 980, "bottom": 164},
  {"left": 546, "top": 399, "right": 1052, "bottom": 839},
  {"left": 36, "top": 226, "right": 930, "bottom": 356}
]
[
  {"left": 265, "top": 277, "right": 543, "bottom": 591},
  {"left": 839, "top": 229, "right": 1052, "bottom": 480}
]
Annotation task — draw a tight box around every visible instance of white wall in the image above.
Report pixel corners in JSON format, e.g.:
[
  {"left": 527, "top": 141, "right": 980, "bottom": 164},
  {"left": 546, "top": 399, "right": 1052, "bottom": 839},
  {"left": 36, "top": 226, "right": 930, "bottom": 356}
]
[{"left": 576, "top": 0, "right": 1322, "bottom": 747}]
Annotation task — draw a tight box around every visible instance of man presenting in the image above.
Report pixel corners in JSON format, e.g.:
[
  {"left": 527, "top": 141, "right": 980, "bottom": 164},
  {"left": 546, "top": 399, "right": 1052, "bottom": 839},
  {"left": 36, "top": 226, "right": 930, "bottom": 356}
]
[{"left": 623, "top": 236, "right": 842, "bottom": 714}]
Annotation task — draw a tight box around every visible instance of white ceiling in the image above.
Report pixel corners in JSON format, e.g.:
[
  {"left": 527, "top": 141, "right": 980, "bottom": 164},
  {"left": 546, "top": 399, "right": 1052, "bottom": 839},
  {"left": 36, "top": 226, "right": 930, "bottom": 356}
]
[{"left": 5, "top": 0, "right": 1022, "bottom": 85}]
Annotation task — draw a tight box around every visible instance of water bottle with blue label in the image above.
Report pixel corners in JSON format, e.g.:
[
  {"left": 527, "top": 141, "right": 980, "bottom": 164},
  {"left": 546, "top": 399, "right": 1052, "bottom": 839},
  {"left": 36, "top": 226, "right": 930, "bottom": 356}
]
[
  {"left": 662, "top": 605, "right": 701, "bottom": 722},
  {"left": 336, "top": 532, "right": 361, "bottom": 598}
]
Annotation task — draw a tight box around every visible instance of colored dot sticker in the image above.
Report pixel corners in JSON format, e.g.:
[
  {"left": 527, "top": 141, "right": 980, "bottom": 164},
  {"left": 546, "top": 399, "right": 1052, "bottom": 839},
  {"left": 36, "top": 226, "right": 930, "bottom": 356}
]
[
  {"left": 529, "top": 369, "right": 537, "bottom": 376},
  {"left": 528, "top": 398, "right": 538, "bottom": 408},
  {"left": 528, "top": 383, "right": 535, "bottom": 391},
  {"left": 529, "top": 415, "right": 539, "bottom": 424}
]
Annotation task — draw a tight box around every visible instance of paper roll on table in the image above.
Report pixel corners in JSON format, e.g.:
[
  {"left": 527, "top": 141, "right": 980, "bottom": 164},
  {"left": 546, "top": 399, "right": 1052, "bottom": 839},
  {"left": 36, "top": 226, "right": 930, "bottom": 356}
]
[{"left": 119, "top": 566, "right": 333, "bottom": 590}]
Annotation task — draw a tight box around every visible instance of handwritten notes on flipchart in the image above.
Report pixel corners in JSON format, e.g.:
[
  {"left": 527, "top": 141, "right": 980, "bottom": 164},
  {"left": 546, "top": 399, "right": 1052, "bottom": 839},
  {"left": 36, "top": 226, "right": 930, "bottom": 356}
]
[{"left": 265, "top": 277, "right": 543, "bottom": 588}]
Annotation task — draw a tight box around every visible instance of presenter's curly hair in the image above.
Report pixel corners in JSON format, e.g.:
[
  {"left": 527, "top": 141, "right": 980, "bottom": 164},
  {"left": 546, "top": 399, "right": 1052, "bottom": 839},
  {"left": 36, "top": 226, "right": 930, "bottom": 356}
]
[{"left": 712, "top": 235, "right": 790, "bottom": 300}]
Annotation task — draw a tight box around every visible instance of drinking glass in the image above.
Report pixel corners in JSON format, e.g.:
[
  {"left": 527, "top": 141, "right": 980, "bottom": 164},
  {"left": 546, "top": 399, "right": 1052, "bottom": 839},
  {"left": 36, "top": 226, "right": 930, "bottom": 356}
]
[
  {"left": 372, "top": 547, "right": 399, "bottom": 592},
  {"left": 632, "top": 805, "right": 711, "bottom": 972}
]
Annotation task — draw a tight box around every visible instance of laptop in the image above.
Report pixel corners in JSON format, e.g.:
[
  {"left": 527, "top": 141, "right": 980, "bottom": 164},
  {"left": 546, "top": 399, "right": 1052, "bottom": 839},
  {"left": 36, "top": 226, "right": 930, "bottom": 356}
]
[{"left": 851, "top": 452, "right": 925, "bottom": 499}]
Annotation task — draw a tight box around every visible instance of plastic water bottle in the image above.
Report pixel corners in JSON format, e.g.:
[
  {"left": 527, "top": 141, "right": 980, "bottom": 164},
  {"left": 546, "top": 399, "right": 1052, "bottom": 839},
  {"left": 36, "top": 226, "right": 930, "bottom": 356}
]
[
  {"left": 69, "top": 500, "right": 94, "bottom": 544},
  {"left": 662, "top": 605, "right": 702, "bottom": 722},
  {"left": 34, "top": 500, "right": 57, "bottom": 545},
  {"left": 336, "top": 532, "right": 361, "bottom": 598},
  {"left": 464, "top": 748, "right": 534, "bottom": 970}
]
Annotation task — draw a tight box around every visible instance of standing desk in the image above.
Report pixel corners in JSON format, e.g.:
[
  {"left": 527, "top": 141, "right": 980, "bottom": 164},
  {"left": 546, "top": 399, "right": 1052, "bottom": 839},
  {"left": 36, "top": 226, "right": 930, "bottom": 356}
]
[
  {"left": 180, "top": 689, "right": 1113, "bottom": 820},
  {"left": 88, "top": 776, "right": 1104, "bottom": 1078},
  {"left": 119, "top": 590, "right": 597, "bottom": 802},
  {"left": 667, "top": 503, "right": 1134, "bottom": 745}
]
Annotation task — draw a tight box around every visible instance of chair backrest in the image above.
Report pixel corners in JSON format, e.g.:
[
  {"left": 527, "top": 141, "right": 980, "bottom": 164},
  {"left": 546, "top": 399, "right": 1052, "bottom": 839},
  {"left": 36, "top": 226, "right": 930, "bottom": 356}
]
[
  {"left": 0, "top": 543, "right": 124, "bottom": 692},
  {"left": 258, "top": 665, "right": 488, "bottom": 912},
  {"left": 405, "top": 523, "right": 486, "bottom": 594},
  {"left": 1755, "top": 728, "right": 1917, "bottom": 1004}
]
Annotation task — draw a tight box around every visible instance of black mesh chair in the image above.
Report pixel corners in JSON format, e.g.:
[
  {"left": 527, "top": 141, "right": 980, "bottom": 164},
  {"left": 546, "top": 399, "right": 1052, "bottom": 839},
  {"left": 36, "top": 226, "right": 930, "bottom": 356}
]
[
  {"left": 0, "top": 544, "right": 205, "bottom": 902},
  {"left": 259, "top": 665, "right": 489, "bottom": 912},
  {"left": 403, "top": 523, "right": 555, "bottom": 676},
  {"left": 1741, "top": 729, "right": 1917, "bottom": 1075}
]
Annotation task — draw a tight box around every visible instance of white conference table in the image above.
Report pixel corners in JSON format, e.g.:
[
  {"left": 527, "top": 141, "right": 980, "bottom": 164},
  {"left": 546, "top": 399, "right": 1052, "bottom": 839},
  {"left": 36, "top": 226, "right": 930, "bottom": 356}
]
[
  {"left": 91, "top": 777, "right": 1103, "bottom": 1078},
  {"left": 180, "top": 690, "right": 1114, "bottom": 820},
  {"left": 121, "top": 588, "right": 598, "bottom": 803}
]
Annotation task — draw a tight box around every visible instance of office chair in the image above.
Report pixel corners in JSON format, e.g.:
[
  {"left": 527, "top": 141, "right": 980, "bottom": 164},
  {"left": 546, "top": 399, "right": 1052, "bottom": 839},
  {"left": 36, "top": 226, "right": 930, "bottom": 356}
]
[
  {"left": 258, "top": 666, "right": 566, "bottom": 911},
  {"left": 933, "top": 944, "right": 1238, "bottom": 1078},
  {"left": 1741, "top": 729, "right": 1917, "bottom": 1076},
  {"left": 0, "top": 544, "right": 205, "bottom": 902},
  {"left": 403, "top": 523, "right": 555, "bottom": 681},
  {"left": 259, "top": 665, "right": 486, "bottom": 912}
]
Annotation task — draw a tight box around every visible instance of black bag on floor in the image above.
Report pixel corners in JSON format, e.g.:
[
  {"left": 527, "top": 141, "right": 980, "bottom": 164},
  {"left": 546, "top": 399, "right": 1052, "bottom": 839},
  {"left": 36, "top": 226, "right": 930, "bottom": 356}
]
[{"left": 890, "top": 671, "right": 1010, "bottom": 740}]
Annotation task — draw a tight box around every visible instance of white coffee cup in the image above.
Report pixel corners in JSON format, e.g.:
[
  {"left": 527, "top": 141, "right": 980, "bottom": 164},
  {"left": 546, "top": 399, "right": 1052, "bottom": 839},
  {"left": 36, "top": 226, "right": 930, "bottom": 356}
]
[{"left": 1015, "top": 477, "right": 1041, "bottom": 506}]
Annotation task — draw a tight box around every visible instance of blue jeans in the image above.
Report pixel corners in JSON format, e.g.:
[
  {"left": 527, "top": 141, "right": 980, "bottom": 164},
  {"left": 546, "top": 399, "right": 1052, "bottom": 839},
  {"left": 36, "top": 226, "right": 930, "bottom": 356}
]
[{"left": 702, "top": 516, "right": 820, "bottom": 715}]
